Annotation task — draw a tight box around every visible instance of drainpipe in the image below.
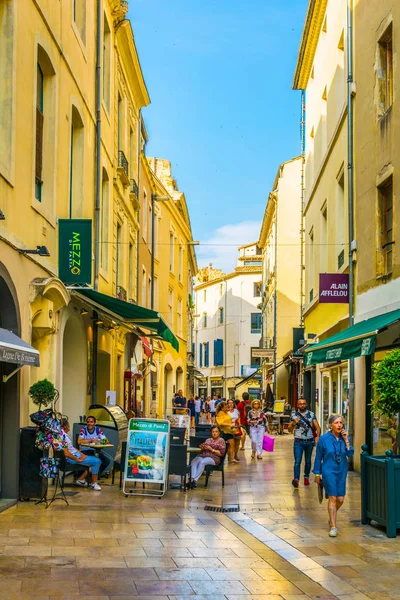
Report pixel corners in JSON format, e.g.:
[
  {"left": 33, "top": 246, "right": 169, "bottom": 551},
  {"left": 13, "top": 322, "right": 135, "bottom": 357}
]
[
  {"left": 92, "top": 0, "right": 102, "bottom": 404},
  {"left": 347, "top": 0, "right": 355, "bottom": 466}
]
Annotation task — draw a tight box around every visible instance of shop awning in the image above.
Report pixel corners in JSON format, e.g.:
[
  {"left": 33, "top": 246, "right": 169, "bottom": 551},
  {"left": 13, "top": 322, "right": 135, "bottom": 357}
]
[
  {"left": 304, "top": 309, "right": 400, "bottom": 366},
  {"left": 0, "top": 328, "right": 40, "bottom": 367},
  {"left": 75, "top": 289, "right": 179, "bottom": 352}
]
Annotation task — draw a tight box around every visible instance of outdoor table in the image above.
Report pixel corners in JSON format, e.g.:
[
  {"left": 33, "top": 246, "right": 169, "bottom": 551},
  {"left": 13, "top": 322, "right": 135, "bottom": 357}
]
[{"left": 187, "top": 446, "right": 201, "bottom": 453}]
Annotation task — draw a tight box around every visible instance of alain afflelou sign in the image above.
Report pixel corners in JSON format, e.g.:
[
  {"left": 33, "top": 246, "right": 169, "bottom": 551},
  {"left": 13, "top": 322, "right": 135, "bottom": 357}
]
[
  {"left": 319, "top": 273, "right": 349, "bottom": 304},
  {"left": 58, "top": 219, "right": 92, "bottom": 285}
]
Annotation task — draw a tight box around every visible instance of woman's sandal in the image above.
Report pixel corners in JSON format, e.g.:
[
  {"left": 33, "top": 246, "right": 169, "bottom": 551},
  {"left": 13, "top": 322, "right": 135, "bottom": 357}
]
[{"left": 329, "top": 527, "right": 338, "bottom": 537}]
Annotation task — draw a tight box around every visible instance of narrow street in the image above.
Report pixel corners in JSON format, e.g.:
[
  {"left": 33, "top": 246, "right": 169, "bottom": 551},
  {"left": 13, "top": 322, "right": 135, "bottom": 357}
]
[{"left": 1, "top": 436, "right": 399, "bottom": 599}]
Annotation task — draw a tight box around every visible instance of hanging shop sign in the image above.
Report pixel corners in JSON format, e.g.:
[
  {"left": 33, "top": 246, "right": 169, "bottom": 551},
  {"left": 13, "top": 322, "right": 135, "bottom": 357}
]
[
  {"left": 252, "top": 348, "right": 274, "bottom": 360},
  {"left": 305, "top": 335, "right": 376, "bottom": 367},
  {"left": 123, "top": 418, "right": 170, "bottom": 497},
  {"left": 319, "top": 273, "right": 349, "bottom": 304},
  {"left": 58, "top": 219, "right": 92, "bottom": 285},
  {"left": 210, "top": 378, "right": 223, "bottom": 387}
]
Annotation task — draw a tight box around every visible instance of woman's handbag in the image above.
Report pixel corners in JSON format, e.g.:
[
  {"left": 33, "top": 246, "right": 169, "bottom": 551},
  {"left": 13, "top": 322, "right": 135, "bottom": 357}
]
[
  {"left": 30, "top": 408, "right": 53, "bottom": 426},
  {"left": 262, "top": 435, "right": 275, "bottom": 452},
  {"left": 317, "top": 478, "right": 324, "bottom": 503},
  {"left": 39, "top": 457, "right": 60, "bottom": 479}
]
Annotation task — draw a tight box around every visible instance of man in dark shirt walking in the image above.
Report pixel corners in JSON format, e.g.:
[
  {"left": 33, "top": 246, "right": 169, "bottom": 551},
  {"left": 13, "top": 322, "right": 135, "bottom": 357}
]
[{"left": 288, "top": 398, "right": 320, "bottom": 488}]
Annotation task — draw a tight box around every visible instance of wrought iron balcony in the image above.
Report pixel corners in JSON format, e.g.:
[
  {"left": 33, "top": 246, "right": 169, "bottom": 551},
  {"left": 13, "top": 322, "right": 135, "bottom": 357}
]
[
  {"left": 117, "top": 150, "right": 130, "bottom": 187},
  {"left": 117, "top": 285, "right": 127, "bottom": 301},
  {"left": 130, "top": 178, "right": 138, "bottom": 198},
  {"left": 338, "top": 249, "right": 345, "bottom": 269}
]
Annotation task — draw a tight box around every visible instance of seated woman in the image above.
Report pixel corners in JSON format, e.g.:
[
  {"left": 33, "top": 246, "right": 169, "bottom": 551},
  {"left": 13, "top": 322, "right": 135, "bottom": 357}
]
[
  {"left": 188, "top": 425, "right": 226, "bottom": 489},
  {"left": 216, "top": 401, "right": 238, "bottom": 463}
]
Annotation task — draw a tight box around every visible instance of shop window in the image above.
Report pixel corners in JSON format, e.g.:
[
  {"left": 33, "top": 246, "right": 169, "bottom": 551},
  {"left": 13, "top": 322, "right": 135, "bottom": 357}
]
[
  {"left": 377, "top": 177, "right": 393, "bottom": 277},
  {"left": 377, "top": 24, "right": 393, "bottom": 117},
  {"left": 250, "top": 313, "right": 261, "bottom": 334}
]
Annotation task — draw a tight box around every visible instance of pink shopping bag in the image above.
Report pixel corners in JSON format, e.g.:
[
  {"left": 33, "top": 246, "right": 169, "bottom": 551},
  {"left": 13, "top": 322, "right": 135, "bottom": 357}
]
[{"left": 262, "top": 435, "right": 275, "bottom": 452}]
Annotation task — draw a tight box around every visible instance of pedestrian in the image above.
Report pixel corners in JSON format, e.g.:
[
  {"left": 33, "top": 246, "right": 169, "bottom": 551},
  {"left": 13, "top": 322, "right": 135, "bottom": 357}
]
[
  {"left": 216, "top": 401, "right": 237, "bottom": 463},
  {"left": 248, "top": 399, "right": 269, "bottom": 459},
  {"left": 227, "top": 399, "right": 241, "bottom": 461},
  {"left": 78, "top": 415, "right": 110, "bottom": 476},
  {"left": 188, "top": 396, "right": 196, "bottom": 428},
  {"left": 288, "top": 397, "right": 321, "bottom": 488},
  {"left": 313, "top": 414, "right": 354, "bottom": 537},
  {"left": 173, "top": 389, "right": 187, "bottom": 415},
  {"left": 187, "top": 425, "right": 226, "bottom": 489},
  {"left": 209, "top": 397, "right": 216, "bottom": 423},
  {"left": 237, "top": 393, "right": 249, "bottom": 451},
  {"left": 204, "top": 396, "right": 211, "bottom": 423},
  {"left": 194, "top": 396, "right": 202, "bottom": 427}
]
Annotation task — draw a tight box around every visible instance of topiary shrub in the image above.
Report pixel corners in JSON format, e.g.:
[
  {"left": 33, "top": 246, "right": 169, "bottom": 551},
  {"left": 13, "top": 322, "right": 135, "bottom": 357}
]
[
  {"left": 371, "top": 349, "right": 400, "bottom": 417},
  {"left": 28, "top": 379, "right": 58, "bottom": 409}
]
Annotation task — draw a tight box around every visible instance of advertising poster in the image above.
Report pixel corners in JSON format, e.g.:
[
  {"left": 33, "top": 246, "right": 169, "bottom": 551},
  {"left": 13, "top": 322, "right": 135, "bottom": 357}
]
[{"left": 125, "top": 419, "right": 169, "bottom": 484}]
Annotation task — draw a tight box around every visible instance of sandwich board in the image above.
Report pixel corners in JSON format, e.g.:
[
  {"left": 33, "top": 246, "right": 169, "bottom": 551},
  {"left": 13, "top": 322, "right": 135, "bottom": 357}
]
[{"left": 123, "top": 418, "right": 170, "bottom": 497}]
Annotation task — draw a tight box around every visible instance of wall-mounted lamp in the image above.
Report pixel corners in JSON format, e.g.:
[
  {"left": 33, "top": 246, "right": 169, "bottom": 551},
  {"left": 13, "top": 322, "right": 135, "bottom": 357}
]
[
  {"left": 80, "top": 308, "right": 88, "bottom": 316},
  {"left": 94, "top": 319, "right": 103, "bottom": 325},
  {"left": 0, "top": 210, "right": 5, "bottom": 220},
  {"left": 19, "top": 245, "right": 50, "bottom": 257}
]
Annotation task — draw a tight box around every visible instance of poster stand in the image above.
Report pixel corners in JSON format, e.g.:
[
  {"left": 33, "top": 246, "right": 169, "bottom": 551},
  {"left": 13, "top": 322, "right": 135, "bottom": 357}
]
[
  {"left": 166, "top": 408, "right": 191, "bottom": 442},
  {"left": 122, "top": 418, "right": 170, "bottom": 498}
]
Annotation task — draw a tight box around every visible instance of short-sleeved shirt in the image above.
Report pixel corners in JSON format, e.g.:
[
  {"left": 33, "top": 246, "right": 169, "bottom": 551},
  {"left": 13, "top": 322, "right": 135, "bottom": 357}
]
[
  {"left": 58, "top": 431, "right": 81, "bottom": 457},
  {"left": 291, "top": 409, "right": 316, "bottom": 440},
  {"left": 209, "top": 400, "right": 216, "bottom": 412},
  {"left": 79, "top": 425, "right": 106, "bottom": 451}
]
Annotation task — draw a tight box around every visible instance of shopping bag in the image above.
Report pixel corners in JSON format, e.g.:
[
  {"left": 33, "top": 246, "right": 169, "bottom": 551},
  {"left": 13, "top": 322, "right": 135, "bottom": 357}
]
[
  {"left": 262, "top": 435, "right": 275, "bottom": 452},
  {"left": 39, "top": 457, "right": 60, "bottom": 479},
  {"left": 318, "top": 478, "right": 324, "bottom": 504}
]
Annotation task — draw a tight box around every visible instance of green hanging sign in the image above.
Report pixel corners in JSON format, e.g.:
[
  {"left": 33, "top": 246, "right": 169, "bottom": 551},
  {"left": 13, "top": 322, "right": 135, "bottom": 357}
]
[
  {"left": 58, "top": 219, "right": 92, "bottom": 285},
  {"left": 304, "top": 335, "right": 376, "bottom": 366}
]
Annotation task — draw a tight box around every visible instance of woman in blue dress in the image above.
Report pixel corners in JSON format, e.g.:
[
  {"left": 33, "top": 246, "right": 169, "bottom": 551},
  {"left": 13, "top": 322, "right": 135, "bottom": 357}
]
[{"left": 313, "top": 414, "right": 354, "bottom": 537}]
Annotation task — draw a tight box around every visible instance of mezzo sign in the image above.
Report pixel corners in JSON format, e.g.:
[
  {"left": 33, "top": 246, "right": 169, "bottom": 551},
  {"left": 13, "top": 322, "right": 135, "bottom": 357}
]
[{"left": 58, "top": 219, "right": 92, "bottom": 285}]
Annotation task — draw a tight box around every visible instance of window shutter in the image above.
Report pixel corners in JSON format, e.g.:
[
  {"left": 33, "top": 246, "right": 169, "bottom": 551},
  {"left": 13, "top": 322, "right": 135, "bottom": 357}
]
[
  {"left": 35, "top": 107, "right": 44, "bottom": 182},
  {"left": 199, "top": 343, "right": 203, "bottom": 368},
  {"left": 214, "top": 339, "right": 223, "bottom": 366},
  {"left": 204, "top": 342, "right": 209, "bottom": 367}
]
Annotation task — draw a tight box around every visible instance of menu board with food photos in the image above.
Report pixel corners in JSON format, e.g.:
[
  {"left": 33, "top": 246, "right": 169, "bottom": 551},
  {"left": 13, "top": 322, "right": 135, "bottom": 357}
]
[{"left": 123, "top": 418, "right": 170, "bottom": 497}]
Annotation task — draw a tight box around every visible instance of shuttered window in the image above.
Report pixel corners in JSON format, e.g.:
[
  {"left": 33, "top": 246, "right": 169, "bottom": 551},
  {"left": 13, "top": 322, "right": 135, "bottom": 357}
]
[
  {"left": 214, "top": 339, "right": 223, "bottom": 366},
  {"left": 204, "top": 342, "right": 209, "bottom": 367},
  {"left": 199, "top": 343, "right": 203, "bottom": 368},
  {"left": 35, "top": 64, "right": 44, "bottom": 201}
]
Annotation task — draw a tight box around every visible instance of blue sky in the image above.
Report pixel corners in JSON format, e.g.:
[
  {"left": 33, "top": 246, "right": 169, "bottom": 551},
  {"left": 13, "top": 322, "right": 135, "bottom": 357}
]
[{"left": 128, "top": 0, "right": 308, "bottom": 272}]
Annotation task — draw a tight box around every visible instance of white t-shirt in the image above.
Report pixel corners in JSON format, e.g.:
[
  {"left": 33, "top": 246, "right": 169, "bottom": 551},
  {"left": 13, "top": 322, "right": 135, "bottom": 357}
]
[
  {"left": 60, "top": 431, "right": 80, "bottom": 457},
  {"left": 209, "top": 400, "right": 216, "bottom": 412},
  {"left": 194, "top": 399, "right": 201, "bottom": 412},
  {"left": 229, "top": 408, "right": 240, "bottom": 421}
]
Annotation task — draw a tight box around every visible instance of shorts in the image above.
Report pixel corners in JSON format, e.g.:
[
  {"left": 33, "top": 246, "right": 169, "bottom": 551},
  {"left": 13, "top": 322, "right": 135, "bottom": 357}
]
[
  {"left": 222, "top": 432, "right": 233, "bottom": 441},
  {"left": 211, "top": 411, "right": 216, "bottom": 417}
]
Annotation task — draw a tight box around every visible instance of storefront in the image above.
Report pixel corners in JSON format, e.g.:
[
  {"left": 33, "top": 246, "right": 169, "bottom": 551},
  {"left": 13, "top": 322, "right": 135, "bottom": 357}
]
[
  {"left": 197, "top": 377, "right": 207, "bottom": 399},
  {"left": 304, "top": 309, "right": 400, "bottom": 465},
  {"left": 210, "top": 377, "right": 223, "bottom": 398}
]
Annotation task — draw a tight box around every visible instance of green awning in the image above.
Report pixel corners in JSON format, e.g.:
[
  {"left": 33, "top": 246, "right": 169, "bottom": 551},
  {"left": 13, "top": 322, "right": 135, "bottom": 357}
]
[
  {"left": 304, "top": 309, "right": 400, "bottom": 366},
  {"left": 76, "top": 289, "right": 179, "bottom": 352}
]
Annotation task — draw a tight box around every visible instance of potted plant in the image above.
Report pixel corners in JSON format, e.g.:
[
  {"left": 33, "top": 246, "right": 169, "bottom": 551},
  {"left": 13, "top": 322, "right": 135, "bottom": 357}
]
[
  {"left": 28, "top": 379, "right": 58, "bottom": 410},
  {"left": 361, "top": 349, "right": 400, "bottom": 537}
]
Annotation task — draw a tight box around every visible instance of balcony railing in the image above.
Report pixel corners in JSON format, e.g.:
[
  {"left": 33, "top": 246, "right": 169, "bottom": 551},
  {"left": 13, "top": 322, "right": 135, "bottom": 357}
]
[
  {"left": 130, "top": 178, "right": 138, "bottom": 197},
  {"left": 117, "top": 285, "right": 127, "bottom": 301},
  {"left": 118, "top": 150, "right": 129, "bottom": 176}
]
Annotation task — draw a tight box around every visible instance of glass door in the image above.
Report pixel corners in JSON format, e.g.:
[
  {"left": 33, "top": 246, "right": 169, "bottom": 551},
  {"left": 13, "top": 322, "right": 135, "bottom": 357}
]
[{"left": 322, "top": 373, "right": 330, "bottom": 432}]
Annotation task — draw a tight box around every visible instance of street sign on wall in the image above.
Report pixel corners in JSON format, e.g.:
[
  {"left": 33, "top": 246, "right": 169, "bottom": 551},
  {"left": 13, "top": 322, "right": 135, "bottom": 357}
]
[
  {"left": 58, "top": 219, "right": 92, "bottom": 285},
  {"left": 252, "top": 348, "right": 274, "bottom": 360},
  {"left": 319, "top": 273, "right": 349, "bottom": 303}
]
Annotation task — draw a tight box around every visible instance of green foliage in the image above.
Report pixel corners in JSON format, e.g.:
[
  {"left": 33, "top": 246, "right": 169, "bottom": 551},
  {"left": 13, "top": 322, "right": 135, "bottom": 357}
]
[
  {"left": 28, "top": 379, "right": 57, "bottom": 408},
  {"left": 371, "top": 349, "right": 400, "bottom": 417}
]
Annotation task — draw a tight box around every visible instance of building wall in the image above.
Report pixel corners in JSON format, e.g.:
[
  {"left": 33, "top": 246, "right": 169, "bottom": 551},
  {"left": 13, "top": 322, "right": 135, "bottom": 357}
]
[{"left": 194, "top": 247, "right": 262, "bottom": 399}]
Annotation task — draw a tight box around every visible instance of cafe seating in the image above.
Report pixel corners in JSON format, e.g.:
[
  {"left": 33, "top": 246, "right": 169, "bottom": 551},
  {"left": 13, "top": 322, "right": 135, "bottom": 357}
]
[
  {"left": 111, "top": 440, "right": 127, "bottom": 488},
  {"left": 205, "top": 449, "right": 227, "bottom": 488},
  {"left": 168, "top": 444, "right": 192, "bottom": 493},
  {"left": 170, "top": 427, "right": 185, "bottom": 444},
  {"left": 56, "top": 451, "right": 86, "bottom": 488}
]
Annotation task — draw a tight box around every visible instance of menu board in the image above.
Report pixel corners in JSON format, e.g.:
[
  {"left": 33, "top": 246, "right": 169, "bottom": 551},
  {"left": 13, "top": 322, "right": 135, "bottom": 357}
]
[{"left": 123, "top": 419, "right": 170, "bottom": 489}]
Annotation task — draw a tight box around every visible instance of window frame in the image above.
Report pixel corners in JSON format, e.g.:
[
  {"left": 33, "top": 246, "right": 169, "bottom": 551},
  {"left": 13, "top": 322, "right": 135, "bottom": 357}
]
[
  {"left": 377, "top": 24, "right": 393, "bottom": 117},
  {"left": 250, "top": 312, "right": 262, "bottom": 334}
]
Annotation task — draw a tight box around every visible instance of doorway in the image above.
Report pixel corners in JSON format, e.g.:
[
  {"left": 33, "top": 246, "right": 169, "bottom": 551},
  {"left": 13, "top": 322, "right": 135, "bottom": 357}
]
[
  {"left": 62, "top": 316, "right": 86, "bottom": 425},
  {"left": 0, "top": 266, "right": 21, "bottom": 499}
]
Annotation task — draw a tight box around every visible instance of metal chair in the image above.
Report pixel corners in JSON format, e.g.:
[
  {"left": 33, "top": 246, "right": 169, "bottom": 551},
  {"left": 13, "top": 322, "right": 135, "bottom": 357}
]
[
  {"left": 168, "top": 444, "right": 192, "bottom": 493},
  {"left": 56, "top": 451, "right": 86, "bottom": 488},
  {"left": 170, "top": 428, "right": 185, "bottom": 444},
  {"left": 205, "top": 449, "right": 227, "bottom": 488},
  {"left": 111, "top": 441, "right": 127, "bottom": 488}
]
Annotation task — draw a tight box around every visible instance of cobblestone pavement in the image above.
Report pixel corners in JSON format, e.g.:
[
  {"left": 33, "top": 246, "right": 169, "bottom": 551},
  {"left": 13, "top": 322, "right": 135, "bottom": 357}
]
[{"left": 0, "top": 435, "right": 399, "bottom": 599}]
